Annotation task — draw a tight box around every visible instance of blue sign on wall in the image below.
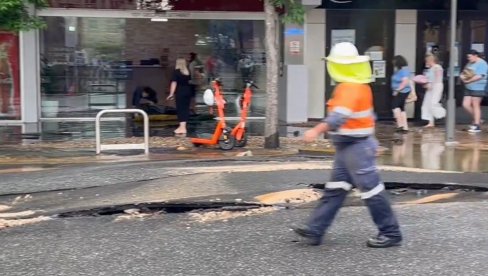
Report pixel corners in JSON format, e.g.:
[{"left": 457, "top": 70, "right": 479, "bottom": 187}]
[{"left": 285, "top": 28, "right": 305, "bottom": 36}]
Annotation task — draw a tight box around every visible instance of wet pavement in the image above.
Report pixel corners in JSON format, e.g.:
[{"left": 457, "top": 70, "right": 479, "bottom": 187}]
[
  {"left": 375, "top": 124, "right": 488, "bottom": 172},
  {"left": 1, "top": 110, "right": 488, "bottom": 275},
  {"left": 0, "top": 147, "right": 487, "bottom": 275},
  {"left": 1, "top": 120, "right": 488, "bottom": 172}
]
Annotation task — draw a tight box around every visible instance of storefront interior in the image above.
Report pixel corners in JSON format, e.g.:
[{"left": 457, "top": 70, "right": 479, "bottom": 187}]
[{"left": 39, "top": 16, "right": 267, "bottom": 119}]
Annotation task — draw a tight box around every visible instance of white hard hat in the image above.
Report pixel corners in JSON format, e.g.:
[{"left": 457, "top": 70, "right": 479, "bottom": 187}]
[{"left": 326, "top": 42, "right": 370, "bottom": 64}]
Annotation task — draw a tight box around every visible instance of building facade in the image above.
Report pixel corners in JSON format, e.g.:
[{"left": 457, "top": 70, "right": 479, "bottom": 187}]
[{"left": 1, "top": 0, "right": 488, "bottom": 133}]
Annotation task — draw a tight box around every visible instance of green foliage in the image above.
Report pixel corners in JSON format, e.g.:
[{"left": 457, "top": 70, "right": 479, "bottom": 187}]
[
  {"left": 271, "top": 0, "right": 305, "bottom": 25},
  {"left": 0, "top": 0, "right": 47, "bottom": 31}
]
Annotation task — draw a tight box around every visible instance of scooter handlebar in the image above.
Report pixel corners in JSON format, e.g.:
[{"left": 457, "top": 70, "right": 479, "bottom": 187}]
[{"left": 245, "top": 80, "right": 259, "bottom": 89}]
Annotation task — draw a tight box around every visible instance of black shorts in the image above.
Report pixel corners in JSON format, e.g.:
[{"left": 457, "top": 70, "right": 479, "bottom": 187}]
[
  {"left": 190, "top": 85, "right": 197, "bottom": 98},
  {"left": 392, "top": 92, "right": 409, "bottom": 111},
  {"left": 464, "top": 88, "right": 487, "bottom": 98}
]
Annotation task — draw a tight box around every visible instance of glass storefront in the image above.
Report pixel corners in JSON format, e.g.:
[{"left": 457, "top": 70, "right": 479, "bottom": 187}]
[
  {"left": 0, "top": 32, "right": 21, "bottom": 120},
  {"left": 40, "top": 16, "right": 266, "bottom": 118}
]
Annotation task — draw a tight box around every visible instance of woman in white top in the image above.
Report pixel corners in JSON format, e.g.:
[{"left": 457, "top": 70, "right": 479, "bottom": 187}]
[{"left": 421, "top": 54, "right": 446, "bottom": 127}]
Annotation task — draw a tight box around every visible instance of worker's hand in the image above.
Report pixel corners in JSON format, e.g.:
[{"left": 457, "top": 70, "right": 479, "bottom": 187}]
[
  {"left": 166, "top": 94, "right": 174, "bottom": 101},
  {"left": 304, "top": 129, "right": 320, "bottom": 143}
]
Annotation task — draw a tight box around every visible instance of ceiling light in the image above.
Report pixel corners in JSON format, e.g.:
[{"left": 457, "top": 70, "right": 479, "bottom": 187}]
[{"left": 151, "top": 18, "right": 168, "bottom": 22}]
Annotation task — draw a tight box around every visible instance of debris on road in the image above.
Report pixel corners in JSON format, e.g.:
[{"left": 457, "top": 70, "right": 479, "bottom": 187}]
[
  {"left": 236, "top": 150, "right": 253, "bottom": 157},
  {"left": 188, "top": 206, "right": 279, "bottom": 223},
  {"left": 12, "top": 194, "right": 33, "bottom": 205},
  {"left": 0, "top": 210, "right": 36, "bottom": 219},
  {"left": 0, "top": 204, "right": 11, "bottom": 212},
  {"left": 114, "top": 208, "right": 162, "bottom": 222},
  {"left": 0, "top": 216, "right": 51, "bottom": 230},
  {"left": 401, "top": 192, "right": 459, "bottom": 205},
  {"left": 254, "top": 189, "right": 322, "bottom": 205}
]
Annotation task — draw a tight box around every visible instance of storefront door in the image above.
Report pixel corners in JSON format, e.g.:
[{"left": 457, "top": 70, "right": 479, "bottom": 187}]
[
  {"left": 325, "top": 10, "right": 395, "bottom": 119},
  {"left": 417, "top": 11, "right": 488, "bottom": 107}
]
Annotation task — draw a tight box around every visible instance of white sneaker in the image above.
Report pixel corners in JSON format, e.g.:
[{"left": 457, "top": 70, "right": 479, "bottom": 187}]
[{"left": 468, "top": 125, "right": 482, "bottom": 133}]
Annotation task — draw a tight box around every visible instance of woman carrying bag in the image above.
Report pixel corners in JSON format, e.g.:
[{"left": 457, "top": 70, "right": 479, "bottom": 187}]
[
  {"left": 391, "top": 55, "right": 412, "bottom": 133},
  {"left": 420, "top": 54, "right": 446, "bottom": 128}
]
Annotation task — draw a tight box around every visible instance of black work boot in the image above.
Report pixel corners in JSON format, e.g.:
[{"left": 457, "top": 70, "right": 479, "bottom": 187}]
[
  {"left": 293, "top": 227, "right": 322, "bottom": 246},
  {"left": 366, "top": 234, "right": 402, "bottom": 248}
]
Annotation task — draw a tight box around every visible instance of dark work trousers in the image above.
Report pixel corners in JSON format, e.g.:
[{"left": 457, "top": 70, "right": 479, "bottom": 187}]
[
  {"left": 306, "top": 137, "right": 402, "bottom": 238},
  {"left": 175, "top": 86, "right": 192, "bottom": 122}
]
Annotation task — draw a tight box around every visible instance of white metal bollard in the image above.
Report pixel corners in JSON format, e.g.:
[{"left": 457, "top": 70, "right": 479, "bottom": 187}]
[{"left": 95, "top": 109, "right": 149, "bottom": 155}]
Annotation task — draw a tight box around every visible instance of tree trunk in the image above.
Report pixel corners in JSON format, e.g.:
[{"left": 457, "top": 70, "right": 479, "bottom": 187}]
[{"left": 263, "top": 0, "right": 280, "bottom": 149}]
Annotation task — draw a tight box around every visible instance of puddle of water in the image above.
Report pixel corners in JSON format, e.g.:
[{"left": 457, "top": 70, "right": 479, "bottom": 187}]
[
  {"left": 377, "top": 128, "right": 488, "bottom": 173},
  {"left": 2, "top": 119, "right": 488, "bottom": 173}
]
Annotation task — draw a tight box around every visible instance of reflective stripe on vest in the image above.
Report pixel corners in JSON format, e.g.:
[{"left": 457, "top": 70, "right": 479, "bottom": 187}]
[
  {"left": 330, "top": 127, "right": 375, "bottom": 137},
  {"left": 327, "top": 83, "right": 375, "bottom": 137},
  {"left": 331, "top": 107, "right": 374, "bottom": 136}
]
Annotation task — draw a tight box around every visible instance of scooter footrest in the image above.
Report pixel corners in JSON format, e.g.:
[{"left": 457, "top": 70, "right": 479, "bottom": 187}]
[{"left": 196, "top": 133, "right": 213, "bottom": 139}]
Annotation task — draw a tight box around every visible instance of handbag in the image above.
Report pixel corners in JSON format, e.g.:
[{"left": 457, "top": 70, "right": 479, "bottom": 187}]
[{"left": 406, "top": 80, "right": 418, "bottom": 103}]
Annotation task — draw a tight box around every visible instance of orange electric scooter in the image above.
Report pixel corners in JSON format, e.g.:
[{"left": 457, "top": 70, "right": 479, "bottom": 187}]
[
  {"left": 191, "top": 78, "right": 235, "bottom": 150},
  {"left": 231, "top": 80, "right": 257, "bottom": 147}
]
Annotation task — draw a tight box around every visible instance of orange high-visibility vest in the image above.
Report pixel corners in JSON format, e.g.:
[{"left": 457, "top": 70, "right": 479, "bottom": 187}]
[{"left": 327, "top": 83, "right": 375, "bottom": 137}]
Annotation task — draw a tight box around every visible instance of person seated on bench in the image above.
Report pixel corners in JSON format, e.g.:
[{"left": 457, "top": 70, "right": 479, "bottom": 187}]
[{"left": 132, "top": 86, "right": 169, "bottom": 115}]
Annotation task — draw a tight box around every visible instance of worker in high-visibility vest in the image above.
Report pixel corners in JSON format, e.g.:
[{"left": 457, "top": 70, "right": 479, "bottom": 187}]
[{"left": 294, "top": 42, "right": 402, "bottom": 248}]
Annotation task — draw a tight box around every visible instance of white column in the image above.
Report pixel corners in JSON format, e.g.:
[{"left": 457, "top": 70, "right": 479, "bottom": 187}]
[
  {"left": 395, "top": 10, "right": 417, "bottom": 118},
  {"left": 304, "top": 9, "right": 326, "bottom": 119},
  {"left": 278, "top": 20, "right": 308, "bottom": 124},
  {"left": 19, "top": 29, "right": 41, "bottom": 125}
]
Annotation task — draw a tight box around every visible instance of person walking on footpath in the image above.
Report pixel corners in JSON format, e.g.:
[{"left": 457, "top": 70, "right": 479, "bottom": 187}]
[
  {"left": 391, "top": 55, "right": 411, "bottom": 133},
  {"left": 293, "top": 42, "right": 402, "bottom": 248},
  {"left": 461, "top": 50, "right": 488, "bottom": 133},
  {"left": 421, "top": 54, "right": 446, "bottom": 127}
]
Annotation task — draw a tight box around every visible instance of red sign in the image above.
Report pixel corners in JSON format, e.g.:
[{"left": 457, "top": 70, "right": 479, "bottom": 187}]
[{"left": 0, "top": 32, "right": 21, "bottom": 119}]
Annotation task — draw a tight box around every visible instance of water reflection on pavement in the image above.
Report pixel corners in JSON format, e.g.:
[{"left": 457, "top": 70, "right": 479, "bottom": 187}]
[
  {"left": 1, "top": 121, "right": 488, "bottom": 173},
  {"left": 377, "top": 126, "right": 488, "bottom": 173}
]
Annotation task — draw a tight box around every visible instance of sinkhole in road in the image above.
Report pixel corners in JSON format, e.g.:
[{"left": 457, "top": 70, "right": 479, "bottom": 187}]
[
  {"left": 304, "top": 182, "right": 488, "bottom": 206},
  {"left": 308, "top": 182, "right": 488, "bottom": 192},
  {"left": 54, "top": 182, "right": 488, "bottom": 219},
  {"left": 57, "top": 201, "right": 271, "bottom": 218}
]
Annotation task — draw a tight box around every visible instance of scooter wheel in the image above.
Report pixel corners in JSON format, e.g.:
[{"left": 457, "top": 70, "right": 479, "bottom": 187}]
[
  {"left": 235, "top": 132, "right": 248, "bottom": 147},
  {"left": 219, "top": 128, "right": 235, "bottom": 150},
  {"left": 193, "top": 143, "right": 202, "bottom": 147}
]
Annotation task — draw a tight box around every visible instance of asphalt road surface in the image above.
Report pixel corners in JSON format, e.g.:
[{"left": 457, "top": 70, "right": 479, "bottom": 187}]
[{"left": 1, "top": 201, "right": 487, "bottom": 276}]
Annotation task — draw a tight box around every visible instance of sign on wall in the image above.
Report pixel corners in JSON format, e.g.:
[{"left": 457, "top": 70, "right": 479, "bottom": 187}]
[
  {"left": 331, "top": 29, "right": 355, "bottom": 46},
  {"left": 284, "top": 25, "right": 304, "bottom": 65},
  {"left": 372, "top": 60, "right": 386, "bottom": 78},
  {"left": 289, "top": 41, "right": 301, "bottom": 55}
]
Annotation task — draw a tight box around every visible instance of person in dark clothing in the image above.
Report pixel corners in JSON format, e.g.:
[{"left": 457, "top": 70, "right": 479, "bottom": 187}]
[
  {"left": 167, "top": 58, "right": 192, "bottom": 134},
  {"left": 132, "top": 86, "right": 165, "bottom": 115}
]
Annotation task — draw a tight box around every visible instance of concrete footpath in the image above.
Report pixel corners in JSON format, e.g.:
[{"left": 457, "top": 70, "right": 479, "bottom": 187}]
[{"left": 1, "top": 124, "right": 488, "bottom": 172}]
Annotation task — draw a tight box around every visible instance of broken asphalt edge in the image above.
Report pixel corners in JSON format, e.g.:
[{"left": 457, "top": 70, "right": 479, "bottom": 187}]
[{"left": 0, "top": 157, "right": 487, "bottom": 198}]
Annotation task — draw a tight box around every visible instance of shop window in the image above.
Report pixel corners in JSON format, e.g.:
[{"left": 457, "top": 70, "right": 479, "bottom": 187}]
[
  {"left": 40, "top": 17, "right": 266, "bottom": 118},
  {"left": 0, "top": 32, "right": 21, "bottom": 120},
  {"left": 470, "top": 20, "right": 486, "bottom": 55}
]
